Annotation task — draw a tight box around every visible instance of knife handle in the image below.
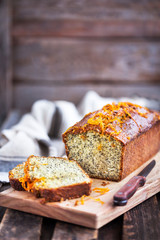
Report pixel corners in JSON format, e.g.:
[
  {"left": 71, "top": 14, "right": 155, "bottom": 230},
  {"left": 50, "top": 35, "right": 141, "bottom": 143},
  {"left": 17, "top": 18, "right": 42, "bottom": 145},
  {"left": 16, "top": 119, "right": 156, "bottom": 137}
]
[{"left": 113, "top": 176, "right": 146, "bottom": 206}]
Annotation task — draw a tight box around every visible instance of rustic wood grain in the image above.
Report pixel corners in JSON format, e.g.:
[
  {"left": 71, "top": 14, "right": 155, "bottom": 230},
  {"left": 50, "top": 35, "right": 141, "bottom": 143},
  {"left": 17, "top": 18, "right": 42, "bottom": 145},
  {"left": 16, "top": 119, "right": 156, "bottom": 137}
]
[
  {"left": 98, "top": 216, "right": 123, "bottom": 240},
  {"left": 52, "top": 221, "right": 98, "bottom": 240},
  {"left": 0, "top": 185, "right": 42, "bottom": 240},
  {"left": 0, "top": 153, "right": 160, "bottom": 229},
  {"left": 0, "top": 209, "right": 42, "bottom": 240},
  {"left": 0, "top": 0, "right": 12, "bottom": 124},
  {"left": 12, "top": 0, "right": 160, "bottom": 37},
  {"left": 13, "top": 38, "right": 160, "bottom": 83},
  {"left": 13, "top": 83, "right": 160, "bottom": 110},
  {"left": 12, "top": 20, "right": 160, "bottom": 38},
  {"left": 122, "top": 196, "right": 160, "bottom": 240}
]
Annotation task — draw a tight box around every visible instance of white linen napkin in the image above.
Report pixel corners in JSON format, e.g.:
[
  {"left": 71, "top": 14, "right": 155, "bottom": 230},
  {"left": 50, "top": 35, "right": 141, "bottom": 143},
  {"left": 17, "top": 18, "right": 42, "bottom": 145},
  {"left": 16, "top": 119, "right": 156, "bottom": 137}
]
[{"left": 0, "top": 91, "right": 159, "bottom": 182}]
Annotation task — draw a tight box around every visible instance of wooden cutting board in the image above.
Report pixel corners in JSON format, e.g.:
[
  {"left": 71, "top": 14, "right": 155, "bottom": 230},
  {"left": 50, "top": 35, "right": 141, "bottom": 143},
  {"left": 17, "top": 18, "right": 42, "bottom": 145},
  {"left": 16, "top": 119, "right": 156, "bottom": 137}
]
[{"left": 0, "top": 152, "right": 160, "bottom": 229}]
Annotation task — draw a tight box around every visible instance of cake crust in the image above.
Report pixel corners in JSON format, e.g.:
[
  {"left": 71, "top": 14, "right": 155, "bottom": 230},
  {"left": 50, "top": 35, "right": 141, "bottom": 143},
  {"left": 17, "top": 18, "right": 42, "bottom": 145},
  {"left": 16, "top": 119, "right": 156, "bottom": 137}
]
[
  {"left": 121, "top": 120, "right": 160, "bottom": 179},
  {"left": 33, "top": 182, "right": 92, "bottom": 202},
  {"left": 9, "top": 178, "right": 25, "bottom": 191}
]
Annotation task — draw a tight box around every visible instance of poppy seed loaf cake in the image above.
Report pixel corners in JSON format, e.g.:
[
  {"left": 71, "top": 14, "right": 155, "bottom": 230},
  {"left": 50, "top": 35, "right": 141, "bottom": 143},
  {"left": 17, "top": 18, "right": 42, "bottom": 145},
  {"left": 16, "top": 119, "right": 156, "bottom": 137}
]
[
  {"left": 18, "top": 155, "right": 92, "bottom": 202},
  {"left": 9, "top": 163, "right": 25, "bottom": 191},
  {"left": 63, "top": 102, "right": 160, "bottom": 181}
]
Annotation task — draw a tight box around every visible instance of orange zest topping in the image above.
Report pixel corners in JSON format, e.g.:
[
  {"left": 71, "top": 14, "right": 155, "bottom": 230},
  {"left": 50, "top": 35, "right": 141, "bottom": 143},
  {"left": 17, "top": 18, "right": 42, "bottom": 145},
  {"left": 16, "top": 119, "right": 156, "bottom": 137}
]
[
  {"left": 18, "top": 157, "right": 47, "bottom": 192},
  {"left": 79, "top": 195, "right": 104, "bottom": 205},
  {"left": 19, "top": 176, "right": 46, "bottom": 191},
  {"left": 80, "top": 135, "right": 86, "bottom": 140},
  {"left": 97, "top": 144, "right": 102, "bottom": 151},
  {"left": 19, "top": 175, "right": 29, "bottom": 191},
  {"left": 84, "top": 102, "right": 150, "bottom": 137},
  {"left": 136, "top": 110, "right": 148, "bottom": 118},
  {"left": 80, "top": 195, "right": 85, "bottom": 205},
  {"left": 88, "top": 113, "right": 105, "bottom": 133},
  {"left": 92, "top": 187, "right": 110, "bottom": 195},
  {"left": 88, "top": 196, "right": 104, "bottom": 205},
  {"left": 76, "top": 188, "right": 109, "bottom": 206},
  {"left": 111, "top": 143, "right": 115, "bottom": 148},
  {"left": 74, "top": 200, "right": 79, "bottom": 206}
]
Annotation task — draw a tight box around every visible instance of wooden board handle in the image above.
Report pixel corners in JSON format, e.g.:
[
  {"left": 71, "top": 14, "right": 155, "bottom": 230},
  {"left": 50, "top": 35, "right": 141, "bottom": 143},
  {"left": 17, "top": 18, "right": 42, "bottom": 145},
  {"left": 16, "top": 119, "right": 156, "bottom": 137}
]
[{"left": 113, "top": 176, "right": 146, "bottom": 206}]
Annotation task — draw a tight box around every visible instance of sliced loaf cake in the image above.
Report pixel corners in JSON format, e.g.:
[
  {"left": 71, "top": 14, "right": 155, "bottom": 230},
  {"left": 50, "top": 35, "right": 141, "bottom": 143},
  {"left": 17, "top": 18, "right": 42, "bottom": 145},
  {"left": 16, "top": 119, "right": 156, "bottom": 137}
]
[
  {"left": 17, "top": 155, "right": 92, "bottom": 201},
  {"left": 63, "top": 102, "right": 160, "bottom": 181}
]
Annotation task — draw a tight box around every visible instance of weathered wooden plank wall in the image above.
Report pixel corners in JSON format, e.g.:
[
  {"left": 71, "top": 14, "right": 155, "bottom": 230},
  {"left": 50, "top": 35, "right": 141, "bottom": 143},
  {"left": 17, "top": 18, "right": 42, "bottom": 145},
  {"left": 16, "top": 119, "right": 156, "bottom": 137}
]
[
  {"left": 1, "top": 0, "right": 160, "bottom": 111},
  {"left": 13, "top": 84, "right": 160, "bottom": 109},
  {"left": 12, "top": 0, "right": 160, "bottom": 38},
  {"left": 13, "top": 39, "right": 160, "bottom": 83},
  {"left": 0, "top": 0, "right": 12, "bottom": 122}
]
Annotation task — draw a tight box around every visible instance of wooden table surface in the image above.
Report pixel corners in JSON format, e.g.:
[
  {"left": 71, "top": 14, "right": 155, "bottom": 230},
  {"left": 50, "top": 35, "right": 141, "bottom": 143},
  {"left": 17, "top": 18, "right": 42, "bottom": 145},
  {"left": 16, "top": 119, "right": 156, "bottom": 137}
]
[{"left": 0, "top": 111, "right": 160, "bottom": 240}]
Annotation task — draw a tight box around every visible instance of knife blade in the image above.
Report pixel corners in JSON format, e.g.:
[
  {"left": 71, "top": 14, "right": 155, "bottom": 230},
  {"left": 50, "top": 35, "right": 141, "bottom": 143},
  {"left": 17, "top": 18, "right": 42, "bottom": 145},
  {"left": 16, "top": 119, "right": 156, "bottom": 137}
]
[{"left": 113, "top": 159, "right": 156, "bottom": 206}]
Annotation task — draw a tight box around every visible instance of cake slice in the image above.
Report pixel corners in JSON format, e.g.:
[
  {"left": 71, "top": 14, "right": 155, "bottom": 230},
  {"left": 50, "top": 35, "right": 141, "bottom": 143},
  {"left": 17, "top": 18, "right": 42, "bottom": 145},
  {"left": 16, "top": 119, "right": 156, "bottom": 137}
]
[
  {"left": 63, "top": 102, "right": 160, "bottom": 181},
  {"left": 9, "top": 163, "right": 25, "bottom": 191},
  {"left": 19, "top": 155, "right": 92, "bottom": 202}
]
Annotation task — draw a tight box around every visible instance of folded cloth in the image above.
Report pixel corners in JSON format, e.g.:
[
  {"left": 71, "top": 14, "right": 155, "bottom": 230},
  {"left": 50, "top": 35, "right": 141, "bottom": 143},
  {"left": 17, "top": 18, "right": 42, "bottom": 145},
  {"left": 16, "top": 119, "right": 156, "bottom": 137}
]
[{"left": 0, "top": 90, "right": 159, "bottom": 182}]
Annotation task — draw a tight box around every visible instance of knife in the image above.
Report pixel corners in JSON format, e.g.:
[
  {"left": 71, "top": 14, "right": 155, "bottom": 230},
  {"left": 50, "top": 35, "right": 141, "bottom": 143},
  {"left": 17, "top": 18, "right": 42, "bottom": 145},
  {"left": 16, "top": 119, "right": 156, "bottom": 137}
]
[{"left": 113, "top": 159, "right": 156, "bottom": 206}]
